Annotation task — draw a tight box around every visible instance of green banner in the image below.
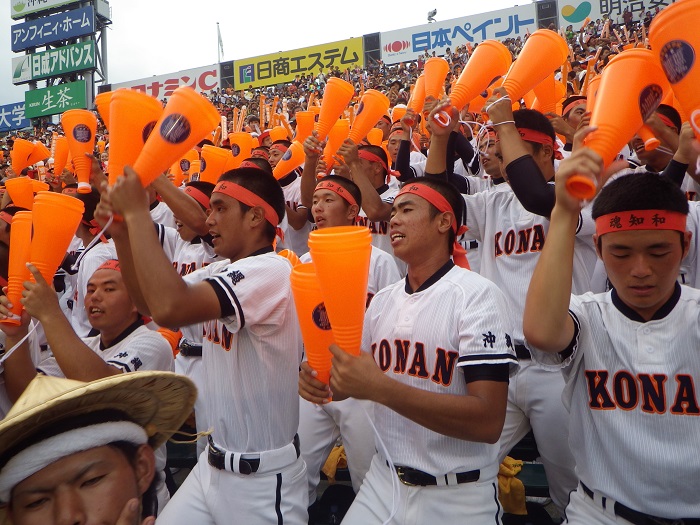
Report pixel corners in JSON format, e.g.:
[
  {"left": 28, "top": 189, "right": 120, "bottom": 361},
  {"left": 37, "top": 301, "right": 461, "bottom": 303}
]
[
  {"left": 12, "top": 41, "right": 96, "bottom": 85},
  {"left": 25, "top": 80, "right": 87, "bottom": 118}
]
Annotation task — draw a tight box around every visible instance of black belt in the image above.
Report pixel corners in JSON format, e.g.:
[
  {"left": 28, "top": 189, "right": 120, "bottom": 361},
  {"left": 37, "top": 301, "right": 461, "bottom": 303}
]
[
  {"left": 179, "top": 341, "right": 202, "bottom": 357},
  {"left": 581, "top": 482, "right": 700, "bottom": 525},
  {"left": 389, "top": 462, "right": 480, "bottom": 486},
  {"left": 515, "top": 344, "right": 531, "bottom": 360},
  {"left": 208, "top": 435, "right": 300, "bottom": 475}
]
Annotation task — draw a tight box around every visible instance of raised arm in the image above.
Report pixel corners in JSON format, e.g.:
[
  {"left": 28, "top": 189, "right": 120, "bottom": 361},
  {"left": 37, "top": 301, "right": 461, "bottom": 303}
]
[{"left": 150, "top": 175, "right": 208, "bottom": 236}]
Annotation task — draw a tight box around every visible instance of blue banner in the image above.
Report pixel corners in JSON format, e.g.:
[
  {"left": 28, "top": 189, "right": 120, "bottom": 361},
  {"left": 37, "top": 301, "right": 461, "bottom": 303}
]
[
  {"left": 0, "top": 102, "right": 30, "bottom": 132},
  {"left": 11, "top": 6, "right": 95, "bottom": 53}
]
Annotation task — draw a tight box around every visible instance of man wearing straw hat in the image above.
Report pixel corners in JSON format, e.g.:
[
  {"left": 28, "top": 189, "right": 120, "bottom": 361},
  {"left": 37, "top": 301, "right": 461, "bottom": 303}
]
[
  {"left": 0, "top": 371, "right": 196, "bottom": 525},
  {"left": 97, "top": 165, "right": 308, "bottom": 525}
]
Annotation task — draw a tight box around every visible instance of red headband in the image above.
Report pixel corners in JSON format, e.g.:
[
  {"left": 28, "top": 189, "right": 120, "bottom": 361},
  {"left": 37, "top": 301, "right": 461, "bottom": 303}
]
[
  {"left": 240, "top": 160, "right": 262, "bottom": 170},
  {"left": 96, "top": 259, "right": 121, "bottom": 273},
  {"left": 563, "top": 98, "right": 587, "bottom": 116},
  {"left": 397, "top": 183, "right": 470, "bottom": 269},
  {"left": 270, "top": 143, "right": 289, "bottom": 154},
  {"left": 0, "top": 211, "right": 13, "bottom": 225},
  {"left": 185, "top": 185, "right": 211, "bottom": 211},
  {"left": 251, "top": 149, "right": 270, "bottom": 160},
  {"left": 657, "top": 114, "right": 678, "bottom": 132},
  {"left": 517, "top": 128, "right": 563, "bottom": 160},
  {"left": 595, "top": 210, "right": 687, "bottom": 236},
  {"left": 314, "top": 180, "right": 357, "bottom": 207},
  {"left": 358, "top": 149, "right": 401, "bottom": 178},
  {"left": 213, "top": 181, "right": 280, "bottom": 227}
]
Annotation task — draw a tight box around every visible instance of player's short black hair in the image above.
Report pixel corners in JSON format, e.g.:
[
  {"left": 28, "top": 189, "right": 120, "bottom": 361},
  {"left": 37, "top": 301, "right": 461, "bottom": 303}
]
[
  {"left": 358, "top": 145, "right": 389, "bottom": 175},
  {"left": 219, "top": 167, "right": 285, "bottom": 243},
  {"left": 655, "top": 104, "right": 681, "bottom": 133},
  {"left": 402, "top": 177, "right": 464, "bottom": 254},
  {"left": 75, "top": 188, "right": 101, "bottom": 222},
  {"left": 513, "top": 109, "right": 556, "bottom": 163},
  {"left": 316, "top": 176, "right": 362, "bottom": 209},
  {"left": 592, "top": 172, "right": 688, "bottom": 219},
  {"left": 0, "top": 205, "right": 28, "bottom": 233},
  {"left": 242, "top": 157, "right": 273, "bottom": 176},
  {"left": 0, "top": 241, "right": 9, "bottom": 283},
  {"left": 185, "top": 180, "right": 215, "bottom": 210}
]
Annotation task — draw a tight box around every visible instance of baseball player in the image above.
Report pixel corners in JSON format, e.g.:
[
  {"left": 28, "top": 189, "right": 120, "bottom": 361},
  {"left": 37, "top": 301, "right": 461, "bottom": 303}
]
[
  {"left": 299, "top": 165, "right": 517, "bottom": 523},
  {"left": 524, "top": 144, "right": 700, "bottom": 523},
  {"left": 98, "top": 165, "right": 307, "bottom": 525},
  {"left": 298, "top": 176, "right": 400, "bottom": 508}
]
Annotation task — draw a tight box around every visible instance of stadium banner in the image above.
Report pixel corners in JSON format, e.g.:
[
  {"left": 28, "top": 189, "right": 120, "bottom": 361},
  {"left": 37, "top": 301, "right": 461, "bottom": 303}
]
[
  {"left": 25, "top": 80, "right": 86, "bottom": 118},
  {"left": 380, "top": 4, "right": 537, "bottom": 64},
  {"left": 12, "top": 40, "right": 95, "bottom": 85},
  {"left": 0, "top": 102, "right": 30, "bottom": 132},
  {"left": 11, "top": 0, "right": 78, "bottom": 20},
  {"left": 233, "top": 38, "right": 364, "bottom": 89},
  {"left": 11, "top": 6, "right": 95, "bottom": 53},
  {"left": 558, "top": 0, "right": 675, "bottom": 28},
  {"left": 109, "top": 64, "right": 219, "bottom": 99}
]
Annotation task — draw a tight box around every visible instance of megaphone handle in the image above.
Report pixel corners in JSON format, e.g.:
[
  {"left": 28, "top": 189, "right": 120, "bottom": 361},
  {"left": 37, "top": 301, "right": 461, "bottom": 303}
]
[
  {"left": 433, "top": 109, "right": 452, "bottom": 128},
  {"left": 565, "top": 174, "right": 597, "bottom": 201}
]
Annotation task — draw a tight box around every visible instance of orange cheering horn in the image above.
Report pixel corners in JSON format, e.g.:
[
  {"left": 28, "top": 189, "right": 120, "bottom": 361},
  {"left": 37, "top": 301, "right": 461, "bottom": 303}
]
[
  {"left": 61, "top": 109, "right": 97, "bottom": 194},
  {"left": 1, "top": 211, "right": 33, "bottom": 325},
  {"left": 94, "top": 91, "right": 113, "bottom": 130},
  {"left": 348, "top": 90, "right": 390, "bottom": 144},
  {"left": 10, "top": 138, "right": 34, "bottom": 175},
  {"left": 314, "top": 78, "right": 355, "bottom": 141}
]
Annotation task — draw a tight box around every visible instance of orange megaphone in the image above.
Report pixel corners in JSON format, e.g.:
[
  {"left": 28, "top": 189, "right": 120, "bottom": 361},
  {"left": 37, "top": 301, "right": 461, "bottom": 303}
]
[
  {"left": 228, "top": 132, "right": 254, "bottom": 169},
  {"left": 269, "top": 126, "right": 288, "bottom": 142},
  {"left": 649, "top": 0, "right": 700, "bottom": 136},
  {"left": 502, "top": 29, "right": 569, "bottom": 103},
  {"left": 31, "top": 180, "right": 49, "bottom": 193},
  {"left": 290, "top": 263, "right": 335, "bottom": 385},
  {"left": 170, "top": 159, "right": 185, "bottom": 187},
  {"left": 172, "top": 149, "right": 199, "bottom": 186},
  {"left": 423, "top": 57, "right": 450, "bottom": 100},
  {"left": 566, "top": 49, "right": 670, "bottom": 200},
  {"left": 585, "top": 75, "right": 601, "bottom": 112},
  {"left": 189, "top": 159, "right": 201, "bottom": 178},
  {"left": 94, "top": 91, "right": 113, "bottom": 130},
  {"left": 200, "top": 145, "right": 231, "bottom": 184},
  {"left": 132, "top": 86, "right": 220, "bottom": 187},
  {"left": 278, "top": 249, "right": 301, "bottom": 267},
  {"left": 27, "top": 142, "right": 51, "bottom": 167},
  {"left": 10, "top": 138, "right": 34, "bottom": 174},
  {"left": 97, "top": 140, "right": 106, "bottom": 154},
  {"left": 314, "top": 78, "right": 355, "bottom": 141},
  {"left": 294, "top": 111, "right": 315, "bottom": 144},
  {"left": 367, "top": 127, "right": 384, "bottom": 146},
  {"left": 532, "top": 73, "right": 560, "bottom": 114},
  {"left": 272, "top": 141, "right": 305, "bottom": 180},
  {"left": 348, "top": 90, "right": 390, "bottom": 144},
  {"left": 52, "top": 136, "right": 69, "bottom": 176},
  {"left": 407, "top": 74, "right": 426, "bottom": 119},
  {"left": 4, "top": 177, "right": 35, "bottom": 210},
  {"left": 1, "top": 211, "right": 33, "bottom": 325},
  {"left": 392, "top": 106, "right": 407, "bottom": 123},
  {"left": 436, "top": 40, "right": 512, "bottom": 127},
  {"left": 29, "top": 192, "right": 85, "bottom": 284},
  {"left": 308, "top": 226, "right": 371, "bottom": 356},
  {"left": 61, "top": 109, "right": 97, "bottom": 194},
  {"left": 638, "top": 124, "right": 660, "bottom": 150},
  {"left": 108, "top": 89, "right": 164, "bottom": 186},
  {"left": 323, "top": 119, "right": 350, "bottom": 172}
]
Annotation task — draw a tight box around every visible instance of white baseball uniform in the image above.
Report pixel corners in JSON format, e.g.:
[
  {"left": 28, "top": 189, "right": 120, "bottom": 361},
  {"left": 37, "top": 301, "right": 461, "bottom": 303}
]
[
  {"left": 298, "top": 245, "right": 401, "bottom": 503},
  {"left": 157, "top": 249, "right": 308, "bottom": 525},
  {"left": 279, "top": 172, "right": 314, "bottom": 256},
  {"left": 530, "top": 284, "right": 700, "bottom": 523},
  {"left": 462, "top": 181, "right": 597, "bottom": 513},
  {"left": 150, "top": 199, "right": 177, "bottom": 229},
  {"left": 342, "top": 261, "right": 517, "bottom": 524}
]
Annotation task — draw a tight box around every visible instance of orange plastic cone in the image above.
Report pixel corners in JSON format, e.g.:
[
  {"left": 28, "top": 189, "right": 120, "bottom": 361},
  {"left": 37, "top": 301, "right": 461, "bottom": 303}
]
[
  {"left": 407, "top": 74, "right": 426, "bottom": 117},
  {"left": 26, "top": 142, "right": 51, "bottom": 167},
  {"left": 314, "top": 78, "right": 355, "bottom": 141},
  {"left": 294, "top": 111, "right": 315, "bottom": 144},
  {"left": 392, "top": 106, "right": 407, "bottom": 123},
  {"left": 649, "top": 0, "right": 700, "bottom": 136},
  {"left": 367, "top": 128, "right": 384, "bottom": 146},
  {"left": 108, "top": 89, "right": 164, "bottom": 186},
  {"left": 132, "top": 86, "right": 220, "bottom": 187},
  {"left": 423, "top": 57, "right": 450, "bottom": 99},
  {"left": 189, "top": 159, "right": 201, "bottom": 178},
  {"left": 4, "top": 177, "right": 35, "bottom": 210},
  {"left": 97, "top": 140, "right": 106, "bottom": 154},
  {"left": 348, "top": 90, "right": 390, "bottom": 144},
  {"left": 10, "top": 138, "right": 34, "bottom": 174},
  {"left": 323, "top": 119, "right": 350, "bottom": 171},
  {"left": 31, "top": 180, "right": 49, "bottom": 193},
  {"left": 308, "top": 226, "right": 371, "bottom": 356},
  {"left": 94, "top": 91, "right": 113, "bottom": 130},
  {"left": 567, "top": 49, "right": 670, "bottom": 199},
  {"left": 269, "top": 126, "right": 289, "bottom": 142},
  {"left": 199, "top": 145, "right": 231, "bottom": 184},
  {"left": 278, "top": 249, "right": 301, "bottom": 267},
  {"left": 61, "top": 109, "right": 97, "bottom": 194},
  {"left": 228, "top": 132, "right": 254, "bottom": 169},
  {"left": 638, "top": 124, "right": 660, "bottom": 150},
  {"left": 173, "top": 149, "right": 199, "bottom": 182},
  {"left": 585, "top": 75, "right": 601, "bottom": 112},
  {"left": 533, "top": 73, "right": 559, "bottom": 114},
  {"left": 1, "top": 211, "right": 32, "bottom": 326},
  {"left": 52, "top": 136, "right": 69, "bottom": 176},
  {"left": 29, "top": 192, "right": 85, "bottom": 284},
  {"left": 502, "top": 29, "right": 569, "bottom": 103},
  {"left": 273, "top": 141, "right": 305, "bottom": 180},
  {"left": 290, "top": 263, "right": 335, "bottom": 385}
]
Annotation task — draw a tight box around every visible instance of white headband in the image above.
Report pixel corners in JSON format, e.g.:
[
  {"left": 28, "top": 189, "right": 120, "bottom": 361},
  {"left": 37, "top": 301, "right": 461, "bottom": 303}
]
[{"left": 0, "top": 421, "right": 148, "bottom": 502}]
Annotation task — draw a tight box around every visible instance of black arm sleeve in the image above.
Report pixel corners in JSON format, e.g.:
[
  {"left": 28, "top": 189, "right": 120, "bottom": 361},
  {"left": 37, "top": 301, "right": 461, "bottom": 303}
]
[
  {"left": 395, "top": 140, "right": 416, "bottom": 182},
  {"left": 453, "top": 131, "right": 475, "bottom": 170},
  {"left": 661, "top": 159, "right": 689, "bottom": 187},
  {"left": 506, "top": 155, "right": 556, "bottom": 217},
  {"left": 425, "top": 170, "right": 469, "bottom": 194}
]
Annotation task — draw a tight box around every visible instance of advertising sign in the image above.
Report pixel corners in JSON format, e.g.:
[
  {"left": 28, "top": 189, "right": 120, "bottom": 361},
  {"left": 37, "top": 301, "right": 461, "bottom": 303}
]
[
  {"left": 380, "top": 4, "right": 537, "bottom": 64},
  {"left": 234, "top": 38, "right": 364, "bottom": 89},
  {"left": 0, "top": 102, "right": 30, "bottom": 132},
  {"left": 11, "top": 0, "right": 78, "bottom": 20},
  {"left": 558, "top": 0, "right": 675, "bottom": 28},
  {"left": 12, "top": 40, "right": 95, "bottom": 84},
  {"left": 25, "top": 80, "right": 86, "bottom": 118},
  {"left": 109, "top": 65, "right": 219, "bottom": 99},
  {"left": 11, "top": 6, "right": 95, "bottom": 53}
]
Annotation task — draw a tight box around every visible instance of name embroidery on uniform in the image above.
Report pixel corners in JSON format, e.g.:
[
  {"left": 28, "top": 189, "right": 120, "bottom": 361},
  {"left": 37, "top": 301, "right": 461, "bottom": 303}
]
[
  {"left": 203, "top": 321, "right": 235, "bottom": 351},
  {"left": 494, "top": 225, "right": 545, "bottom": 257},
  {"left": 227, "top": 270, "right": 245, "bottom": 285},
  {"left": 371, "top": 339, "right": 459, "bottom": 387},
  {"left": 355, "top": 216, "right": 389, "bottom": 235}
]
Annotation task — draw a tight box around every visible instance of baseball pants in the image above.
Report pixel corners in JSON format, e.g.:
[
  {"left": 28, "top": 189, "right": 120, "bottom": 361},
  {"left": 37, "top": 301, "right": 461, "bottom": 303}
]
[{"left": 564, "top": 486, "right": 637, "bottom": 525}]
